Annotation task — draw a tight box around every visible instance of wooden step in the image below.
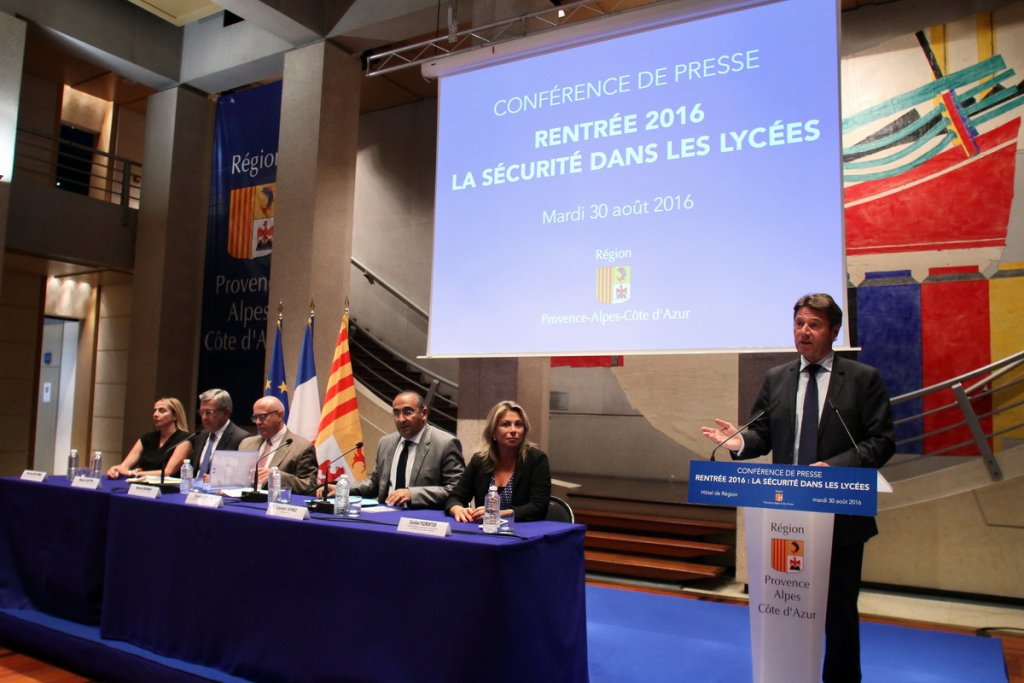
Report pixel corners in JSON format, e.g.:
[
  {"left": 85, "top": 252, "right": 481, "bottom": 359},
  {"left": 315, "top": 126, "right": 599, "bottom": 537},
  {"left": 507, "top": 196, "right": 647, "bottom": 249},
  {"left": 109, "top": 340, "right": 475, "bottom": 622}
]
[
  {"left": 585, "top": 550, "right": 727, "bottom": 583},
  {"left": 575, "top": 509, "right": 735, "bottom": 537},
  {"left": 584, "top": 530, "right": 731, "bottom": 559}
]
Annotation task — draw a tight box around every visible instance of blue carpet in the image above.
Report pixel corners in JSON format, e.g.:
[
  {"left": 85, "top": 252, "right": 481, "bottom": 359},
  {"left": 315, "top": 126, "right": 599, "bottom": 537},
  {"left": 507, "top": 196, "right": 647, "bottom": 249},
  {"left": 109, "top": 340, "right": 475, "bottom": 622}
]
[
  {"left": 2, "top": 590, "right": 1009, "bottom": 682},
  {"left": 0, "top": 608, "right": 248, "bottom": 682},
  {"left": 586, "top": 585, "right": 1008, "bottom": 683}
]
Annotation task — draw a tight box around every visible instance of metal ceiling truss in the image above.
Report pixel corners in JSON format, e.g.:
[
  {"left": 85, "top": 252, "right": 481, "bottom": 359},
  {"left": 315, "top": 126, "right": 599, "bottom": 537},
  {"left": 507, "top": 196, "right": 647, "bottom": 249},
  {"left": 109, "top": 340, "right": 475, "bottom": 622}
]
[{"left": 364, "top": 0, "right": 668, "bottom": 78}]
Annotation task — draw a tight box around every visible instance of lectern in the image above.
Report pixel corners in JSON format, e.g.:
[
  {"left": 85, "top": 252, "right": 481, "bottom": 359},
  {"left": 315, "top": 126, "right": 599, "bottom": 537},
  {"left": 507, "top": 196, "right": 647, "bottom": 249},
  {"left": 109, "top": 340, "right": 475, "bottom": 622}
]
[{"left": 689, "top": 460, "right": 882, "bottom": 682}]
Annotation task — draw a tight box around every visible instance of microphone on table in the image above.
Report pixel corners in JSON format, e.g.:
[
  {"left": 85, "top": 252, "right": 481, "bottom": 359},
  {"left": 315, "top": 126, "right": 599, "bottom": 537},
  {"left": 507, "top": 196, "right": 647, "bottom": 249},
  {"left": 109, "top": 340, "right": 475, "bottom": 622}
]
[
  {"left": 308, "top": 442, "right": 364, "bottom": 513},
  {"left": 240, "top": 438, "right": 293, "bottom": 503},
  {"left": 827, "top": 398, "right": 862, "bottom": 461},
  {"left": 157, "top": 429, "right": 202, "bottom": 492},
  {"left": 710, "top": 400, "right": 779, "bottom": 462}
]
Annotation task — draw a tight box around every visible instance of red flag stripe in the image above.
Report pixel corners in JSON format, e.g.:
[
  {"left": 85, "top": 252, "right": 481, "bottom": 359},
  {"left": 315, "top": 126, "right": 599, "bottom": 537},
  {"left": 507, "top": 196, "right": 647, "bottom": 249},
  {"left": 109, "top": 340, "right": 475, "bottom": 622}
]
[{"left": 317, "top": 397, "right": 359, "bottom": 433}]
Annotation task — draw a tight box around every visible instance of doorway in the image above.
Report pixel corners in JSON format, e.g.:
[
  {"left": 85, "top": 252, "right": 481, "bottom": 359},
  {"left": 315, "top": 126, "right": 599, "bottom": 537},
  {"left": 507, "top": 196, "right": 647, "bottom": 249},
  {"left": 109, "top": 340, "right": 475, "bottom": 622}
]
[{"left": 33, "top": 318, "right": 79, "bottom": 473}]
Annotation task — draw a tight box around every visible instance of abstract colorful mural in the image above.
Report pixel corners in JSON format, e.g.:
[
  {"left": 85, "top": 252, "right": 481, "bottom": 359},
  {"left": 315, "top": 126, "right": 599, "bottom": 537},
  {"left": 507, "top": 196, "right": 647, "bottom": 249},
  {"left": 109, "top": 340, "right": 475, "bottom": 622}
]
[{"left": 842, "top": 6, "right": 1024, "bottom": 455}]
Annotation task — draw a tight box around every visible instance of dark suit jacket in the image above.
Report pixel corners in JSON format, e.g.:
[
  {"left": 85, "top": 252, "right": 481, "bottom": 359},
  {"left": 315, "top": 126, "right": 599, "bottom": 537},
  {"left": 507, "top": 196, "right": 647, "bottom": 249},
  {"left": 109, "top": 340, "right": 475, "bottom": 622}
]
[
  {"left": 188, "top": 421, "right": 250, "bottom": 471},
  {"left": 736, "top": 354, "right": 895, "bottom": 546},
  {"left": 445, "top": 446, "right": 551, "bottom": 522},
  {"left": 351, "top": 424, "right": 464, "bottom": 508},
  {"left": 239, "top": 429, "right": 319, "bottom": 495}
]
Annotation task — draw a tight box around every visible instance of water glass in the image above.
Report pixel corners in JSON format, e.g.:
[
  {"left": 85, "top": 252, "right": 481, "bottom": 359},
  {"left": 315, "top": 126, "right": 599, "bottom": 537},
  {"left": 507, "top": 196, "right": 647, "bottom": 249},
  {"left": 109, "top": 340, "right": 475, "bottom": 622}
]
[
  {"left": 276, "top": 487, "right": 292, "bottom": 505},
  {"left": 500, "top": 512, "right": 515, "bottom": 533},
  {"left": 344, "top": 495, "right": 362, "bottom": 518}
]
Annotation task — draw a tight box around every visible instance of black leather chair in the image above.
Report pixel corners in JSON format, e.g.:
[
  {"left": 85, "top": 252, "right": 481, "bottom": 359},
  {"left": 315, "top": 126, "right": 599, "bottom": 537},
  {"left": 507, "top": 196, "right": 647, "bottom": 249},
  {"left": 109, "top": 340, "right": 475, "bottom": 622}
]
[{"left": 546, "top": 495, "right": 574, "bottom": 523}]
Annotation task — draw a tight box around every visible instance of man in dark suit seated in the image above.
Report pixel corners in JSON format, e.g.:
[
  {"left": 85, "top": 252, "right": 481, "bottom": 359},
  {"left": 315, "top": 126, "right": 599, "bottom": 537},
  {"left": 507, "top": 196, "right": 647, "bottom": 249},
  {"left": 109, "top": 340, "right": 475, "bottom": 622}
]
[
  {"left": 330, "top": 391, "right": 463, "bottom": 508},
  {"left": 240, "top": 396, "right": 319, "bottom": 495},
  {"left": 702, "top": 292, "right": 895, "bottom": 683},
  {"left": 190, "top": 388, "right": 251, "bottom": 481}
]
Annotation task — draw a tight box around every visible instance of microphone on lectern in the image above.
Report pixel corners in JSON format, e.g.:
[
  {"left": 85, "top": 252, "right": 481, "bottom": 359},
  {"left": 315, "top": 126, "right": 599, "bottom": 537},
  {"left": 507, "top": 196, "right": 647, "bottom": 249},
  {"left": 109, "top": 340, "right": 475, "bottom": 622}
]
[
  {"left": 240, "top": 438, "right": 293, "bottom": 503},
  {"left": 710, "top": 400, "right": 779, "bottom": 462},
  {"left": 827, "top": 399, "right": 862, "bottom": 461},
  {"left": 308, "top": 442, "right": 364, "bottom": 513}
]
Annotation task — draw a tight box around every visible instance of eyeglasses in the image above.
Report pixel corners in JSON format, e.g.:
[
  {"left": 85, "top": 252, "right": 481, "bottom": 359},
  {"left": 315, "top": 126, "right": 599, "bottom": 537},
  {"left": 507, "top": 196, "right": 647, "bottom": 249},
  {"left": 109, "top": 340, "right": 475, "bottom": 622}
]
[
  {"left": 251, "top": 412, "right": 279, "bottom": 423},
  {"left": 197, "top": 409, "right": 221, "bottom": 417}
]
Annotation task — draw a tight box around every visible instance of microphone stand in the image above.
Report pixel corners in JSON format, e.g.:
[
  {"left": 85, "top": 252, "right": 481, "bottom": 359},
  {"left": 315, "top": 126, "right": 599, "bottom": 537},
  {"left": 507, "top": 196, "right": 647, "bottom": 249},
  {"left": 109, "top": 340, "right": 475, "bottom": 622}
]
[
  {"left": 307, "top": 441, "right": 363, "bottom": 513},
  {"left": 241, "top": 438, "right": 293, "bottom": 503},
  {"left": 156, "top": 430, "right": 201, "bottom": 493},
  {"left": 827, "top": 399, "right": 863, "bottom": 461},
  {"left": 710, "top": 400, "right": 779, "bottom": 461}
]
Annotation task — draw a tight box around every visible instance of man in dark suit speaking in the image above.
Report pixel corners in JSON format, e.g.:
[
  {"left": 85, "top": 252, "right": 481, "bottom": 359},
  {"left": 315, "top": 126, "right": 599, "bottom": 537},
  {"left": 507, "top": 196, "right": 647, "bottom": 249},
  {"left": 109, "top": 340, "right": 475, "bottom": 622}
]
[
  {"left": 352, "top": 391, "right": 464, "bottom": 508},
  {"left": 701, "top": 293, "right": 895, "bottom": 683}
]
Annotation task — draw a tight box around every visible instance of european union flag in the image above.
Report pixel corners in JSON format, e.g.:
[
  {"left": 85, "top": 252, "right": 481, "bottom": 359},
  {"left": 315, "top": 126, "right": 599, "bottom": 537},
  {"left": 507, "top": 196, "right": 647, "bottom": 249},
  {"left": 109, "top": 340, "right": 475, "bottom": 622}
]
[{"left": 265, "top": 322, "right": 290, "bottom": 420}]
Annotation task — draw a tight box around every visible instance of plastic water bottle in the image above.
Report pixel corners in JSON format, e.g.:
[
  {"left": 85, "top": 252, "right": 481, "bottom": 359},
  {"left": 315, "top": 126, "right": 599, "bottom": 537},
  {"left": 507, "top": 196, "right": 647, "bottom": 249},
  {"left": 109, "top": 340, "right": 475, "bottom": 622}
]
[
  {"left": 67, "top": 449, "right": 79, "bottom": 480},
  {"left": 268, "top": 466, "right": 281, "bottom": 503},
  {"left": 334, "top": 474, "right": 350, "bottom": 516},
  {"left": 179, "top": 458, "right": 194, "bottom": 494},
  {"left": 90, "top": 451, "right": 103, "bottom": 479},
  {"left": 482, "top": 484, "right": 500, "bottom": 533}
]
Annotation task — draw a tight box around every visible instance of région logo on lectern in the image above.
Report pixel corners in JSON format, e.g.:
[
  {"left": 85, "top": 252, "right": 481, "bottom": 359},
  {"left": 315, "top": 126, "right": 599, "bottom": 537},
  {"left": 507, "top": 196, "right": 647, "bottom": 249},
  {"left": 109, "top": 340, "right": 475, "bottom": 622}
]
[{"left": 770, "top": 538, "right": 805, "bottom": 573}]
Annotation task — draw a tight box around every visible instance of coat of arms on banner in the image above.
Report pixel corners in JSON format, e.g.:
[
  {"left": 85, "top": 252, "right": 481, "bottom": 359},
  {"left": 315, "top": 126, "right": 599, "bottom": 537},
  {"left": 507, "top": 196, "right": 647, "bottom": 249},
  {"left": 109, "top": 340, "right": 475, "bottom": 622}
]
[
  {"left": 227, "top": 183, "right": 276, "bottom": 259},
  {"left": 596, "top": 265, "right": 631, "bottom": 304},
  {"left": 771, "top": 538, "right": 805, "bottom": 573}
]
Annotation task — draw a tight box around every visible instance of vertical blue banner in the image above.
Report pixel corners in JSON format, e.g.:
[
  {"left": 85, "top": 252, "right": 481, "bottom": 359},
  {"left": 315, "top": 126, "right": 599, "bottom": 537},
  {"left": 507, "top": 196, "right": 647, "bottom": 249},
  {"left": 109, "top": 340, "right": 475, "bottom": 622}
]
[{"left": 197, "top": 82, "right": 282, "bottom": 420}]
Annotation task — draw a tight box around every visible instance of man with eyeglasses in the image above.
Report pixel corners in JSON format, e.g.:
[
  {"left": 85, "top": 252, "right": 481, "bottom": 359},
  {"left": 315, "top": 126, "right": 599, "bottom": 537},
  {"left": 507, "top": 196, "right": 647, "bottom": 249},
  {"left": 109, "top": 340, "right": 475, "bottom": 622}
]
[
  {"left": 349, "top": 391, "right": 464, "bottom": 508},
  {"left": 239, "top": 395, "right": 318, "bottom": 495},
  {"left": 188, "top": 388, "right": 250, "bottom": 481}
]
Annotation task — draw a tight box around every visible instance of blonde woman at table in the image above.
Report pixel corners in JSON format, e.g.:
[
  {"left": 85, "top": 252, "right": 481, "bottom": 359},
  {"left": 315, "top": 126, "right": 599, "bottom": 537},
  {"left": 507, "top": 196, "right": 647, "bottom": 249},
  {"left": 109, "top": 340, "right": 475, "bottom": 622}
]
[
  {"left": 106, "top": 398, "right": 191, "bottom": 479},
  {"left": 446, "top": 400, "right": 551, "bottom": 523}
]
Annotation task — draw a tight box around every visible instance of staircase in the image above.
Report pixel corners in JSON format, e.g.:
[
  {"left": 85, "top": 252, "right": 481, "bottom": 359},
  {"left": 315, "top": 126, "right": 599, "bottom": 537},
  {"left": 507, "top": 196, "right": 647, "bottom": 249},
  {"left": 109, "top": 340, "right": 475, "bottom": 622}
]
[
  {"left": 561, "top": 476, "right": 737, "bottom": 585},
  {"left": 578, "top": 509, "right": 734, "bottom": 583},
  {"left": 348, "top": 319, "right": 458, "bottom": 434}
]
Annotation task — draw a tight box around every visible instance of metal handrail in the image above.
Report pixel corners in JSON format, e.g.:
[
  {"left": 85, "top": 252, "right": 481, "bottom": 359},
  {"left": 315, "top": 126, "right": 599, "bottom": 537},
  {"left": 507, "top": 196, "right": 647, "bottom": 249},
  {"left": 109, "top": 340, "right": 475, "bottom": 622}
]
[
  {"left": 14, "top": 127, "right": 142, "bottom": 215},
  {"left": 888, "top": 349, "right": 1024, "bottom": 480},
  {"left": 348, "top": 321, "right": 458, "bottom": 426},
  {"left": 891, "top": 350, "right": 1024, "bottom": 403},
  {"left": 349, "top": 319, "right": 457, "bottom": 393},
  {"left": 351, "top": 257, "right": 428, "bottom": 320}
]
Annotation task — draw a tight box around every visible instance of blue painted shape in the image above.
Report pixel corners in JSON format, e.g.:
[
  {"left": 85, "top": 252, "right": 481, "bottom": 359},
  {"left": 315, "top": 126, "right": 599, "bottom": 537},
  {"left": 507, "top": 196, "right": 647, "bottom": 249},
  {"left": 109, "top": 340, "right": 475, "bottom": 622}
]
[{"left": 856, "top": 271, "right": 923, "bottom": 453}]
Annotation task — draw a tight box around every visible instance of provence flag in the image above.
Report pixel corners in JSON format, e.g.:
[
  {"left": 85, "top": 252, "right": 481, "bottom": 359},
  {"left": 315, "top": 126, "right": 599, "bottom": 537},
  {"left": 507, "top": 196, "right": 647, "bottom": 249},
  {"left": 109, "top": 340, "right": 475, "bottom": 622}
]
[
  {"left": 266, "top": 320, "right": 289, "bottom": 420},
  {"left": 315, "top": 311, "right": 365, "bottom": 484}
]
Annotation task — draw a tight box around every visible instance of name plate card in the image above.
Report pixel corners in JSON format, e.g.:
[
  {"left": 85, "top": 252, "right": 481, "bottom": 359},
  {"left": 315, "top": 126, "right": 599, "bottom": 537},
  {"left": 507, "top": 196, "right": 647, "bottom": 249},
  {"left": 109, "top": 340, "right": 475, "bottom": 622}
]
[
  {"left": 20, "top": 470, "right": 47, "bottom": 482},
  {"left": 688, "top": 461, "right": 877, "bottom": 516},
  {"left": 71, "top": 475, "right": 102, "bottom": 490},
  {"left": 127, "top": 483, "right": 161, "bottom": 498},
  {"left": 185, "top": 491, "right": 224, "bottom": 508},
  {"left": 397, "top": 517, "right": 452, "bottom": 538},
  {"left": 267, "top": 502, "right": 310, "bottom": 520}
]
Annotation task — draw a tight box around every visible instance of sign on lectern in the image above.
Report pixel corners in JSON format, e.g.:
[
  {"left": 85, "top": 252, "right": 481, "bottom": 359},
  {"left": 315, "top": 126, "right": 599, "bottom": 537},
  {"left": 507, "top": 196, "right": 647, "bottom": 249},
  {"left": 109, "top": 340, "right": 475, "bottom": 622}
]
[{"left": 688, "top": 461, "right": 882, "bottom": 683}]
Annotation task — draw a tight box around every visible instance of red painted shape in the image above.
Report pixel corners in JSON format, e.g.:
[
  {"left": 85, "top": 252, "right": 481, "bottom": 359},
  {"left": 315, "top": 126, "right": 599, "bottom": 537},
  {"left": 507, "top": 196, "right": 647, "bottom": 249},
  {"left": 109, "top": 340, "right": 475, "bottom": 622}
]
[
  {"left": 920, "top": 267, "right": 991, "bottom": 455},
  {"left": 551, "top": 356, "right": 624, "bottom": 368},
  {"left": 844, "top": 119, "right": 1019, "bottom": 255}
]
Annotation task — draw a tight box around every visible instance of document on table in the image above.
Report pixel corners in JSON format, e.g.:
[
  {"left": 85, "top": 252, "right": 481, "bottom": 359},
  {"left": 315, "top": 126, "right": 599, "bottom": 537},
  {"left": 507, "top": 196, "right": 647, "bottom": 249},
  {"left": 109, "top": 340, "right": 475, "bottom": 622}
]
[{"left": 209, "top": 450, "right": 260, "bottom": 488}]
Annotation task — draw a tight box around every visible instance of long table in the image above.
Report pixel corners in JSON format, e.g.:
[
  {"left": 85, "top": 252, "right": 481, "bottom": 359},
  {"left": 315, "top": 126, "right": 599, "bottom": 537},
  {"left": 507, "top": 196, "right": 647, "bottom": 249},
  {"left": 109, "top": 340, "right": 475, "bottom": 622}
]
[{"left": 0, "top": 477, "right": 589, "bottom": 683}]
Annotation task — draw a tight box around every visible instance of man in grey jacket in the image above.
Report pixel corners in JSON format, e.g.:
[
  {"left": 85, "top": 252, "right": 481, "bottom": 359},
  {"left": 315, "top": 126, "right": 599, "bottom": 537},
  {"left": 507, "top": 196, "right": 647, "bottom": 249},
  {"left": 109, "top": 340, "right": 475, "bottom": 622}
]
[{"left": 353, "top": 391, "right": 463, "bottom": 508}]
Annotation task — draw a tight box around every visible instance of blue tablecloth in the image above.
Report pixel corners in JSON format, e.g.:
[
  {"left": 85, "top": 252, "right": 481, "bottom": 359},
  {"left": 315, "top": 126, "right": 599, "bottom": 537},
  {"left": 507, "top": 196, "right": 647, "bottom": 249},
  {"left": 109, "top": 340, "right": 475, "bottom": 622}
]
[
  {"left": 0, "top": 477, "right": 587, "bottom": 683},
  {"left": 0, "top": 476, "right": 114, "bottom": 623}
]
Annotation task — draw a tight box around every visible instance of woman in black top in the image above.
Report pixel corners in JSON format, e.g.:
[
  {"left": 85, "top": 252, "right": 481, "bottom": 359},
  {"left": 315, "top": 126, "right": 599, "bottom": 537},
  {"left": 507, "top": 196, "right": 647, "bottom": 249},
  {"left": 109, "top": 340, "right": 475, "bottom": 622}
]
[
  {"left": 106, "top": 397, "right": 191, "bottom": 479},
  {"left": 446, "top": 400, "right": 551, "bottom": 523}
]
